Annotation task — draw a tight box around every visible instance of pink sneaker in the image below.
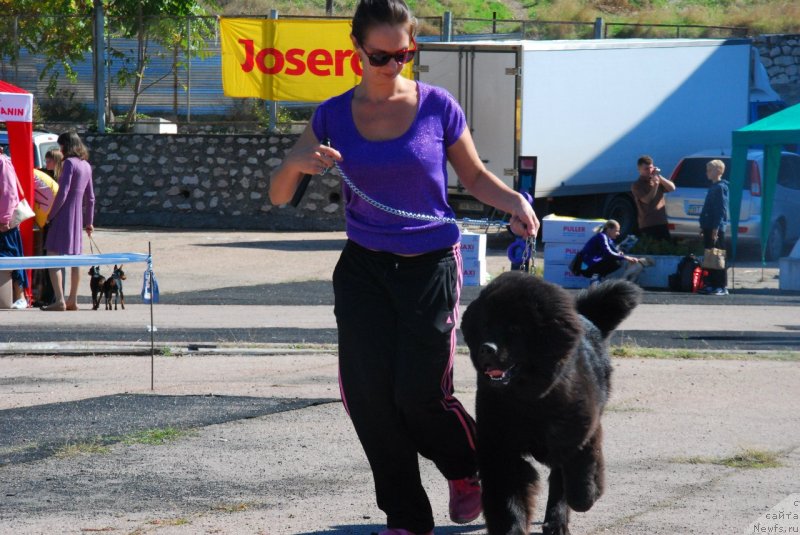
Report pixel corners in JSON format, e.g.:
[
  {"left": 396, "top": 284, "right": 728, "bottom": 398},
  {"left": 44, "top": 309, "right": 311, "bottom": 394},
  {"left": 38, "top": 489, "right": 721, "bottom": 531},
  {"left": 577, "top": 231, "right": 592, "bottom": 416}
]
[
  {"left": 448, "top": 474, "right": 482, "bottom": 524},
  {"left": 379, "top": 530, "right": 433, "bottom": 535}
]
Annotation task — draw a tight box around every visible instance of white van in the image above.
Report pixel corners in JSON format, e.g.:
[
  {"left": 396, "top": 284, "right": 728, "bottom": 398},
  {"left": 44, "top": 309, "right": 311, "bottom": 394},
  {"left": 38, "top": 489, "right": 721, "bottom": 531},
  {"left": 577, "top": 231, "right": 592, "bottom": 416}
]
[{"left": 0, "top": 130, "right": 60, "bottom": 169}]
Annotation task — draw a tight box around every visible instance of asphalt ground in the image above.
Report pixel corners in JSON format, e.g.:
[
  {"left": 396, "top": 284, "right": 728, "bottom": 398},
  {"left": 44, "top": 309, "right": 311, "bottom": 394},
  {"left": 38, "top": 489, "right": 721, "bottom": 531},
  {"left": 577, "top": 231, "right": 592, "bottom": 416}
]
[
  {"left": 1, "top": 354, "right": 798, "bottom": 534},
  {"left": 1, "top": 228, "right": 798, "bottom": 351},
  {"left": 1, "top": 229, "right": 799, "bottom": 534}
]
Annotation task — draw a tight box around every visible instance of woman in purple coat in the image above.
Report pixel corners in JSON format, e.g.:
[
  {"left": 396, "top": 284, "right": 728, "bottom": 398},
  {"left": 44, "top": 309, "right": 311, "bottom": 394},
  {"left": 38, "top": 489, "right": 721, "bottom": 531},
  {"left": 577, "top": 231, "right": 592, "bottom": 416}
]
[{"left": 42, "top": 131, "right": 95, "bottom": 311}]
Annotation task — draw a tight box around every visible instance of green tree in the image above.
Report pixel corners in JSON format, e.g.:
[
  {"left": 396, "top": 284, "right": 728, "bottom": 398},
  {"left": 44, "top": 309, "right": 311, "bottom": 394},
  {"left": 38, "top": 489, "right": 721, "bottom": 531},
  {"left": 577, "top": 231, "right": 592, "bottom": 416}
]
[
  {"left": 1, "top": 0, "right": 94, "bottom": 94},
  {"left": 107, "top": 0, "right": 218, "bottom": 130}
]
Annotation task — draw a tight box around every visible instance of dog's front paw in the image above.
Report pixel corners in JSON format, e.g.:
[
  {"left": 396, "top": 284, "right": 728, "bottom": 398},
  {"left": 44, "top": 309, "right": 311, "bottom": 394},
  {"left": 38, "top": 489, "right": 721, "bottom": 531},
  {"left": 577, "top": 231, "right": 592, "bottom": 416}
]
[{"left": 542, "top": 520, "right": 571, "bottom": 535}]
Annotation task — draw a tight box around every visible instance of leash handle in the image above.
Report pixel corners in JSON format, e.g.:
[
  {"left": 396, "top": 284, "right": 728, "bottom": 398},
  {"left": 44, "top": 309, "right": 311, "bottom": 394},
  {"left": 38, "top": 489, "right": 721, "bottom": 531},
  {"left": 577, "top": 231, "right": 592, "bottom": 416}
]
[
  {"left": 89, "top": 236, "right": 102, "bottom": 255},
  {"left": 290, "top": 137, "right": 331, "bottom": 208}
]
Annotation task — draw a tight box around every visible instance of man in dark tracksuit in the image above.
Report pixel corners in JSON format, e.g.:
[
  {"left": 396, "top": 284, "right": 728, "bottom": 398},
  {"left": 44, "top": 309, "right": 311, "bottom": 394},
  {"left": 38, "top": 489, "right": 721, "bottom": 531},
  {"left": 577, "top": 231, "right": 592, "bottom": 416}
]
[{"left": 699, "top": 159, "right": 730, "bottom": 295}]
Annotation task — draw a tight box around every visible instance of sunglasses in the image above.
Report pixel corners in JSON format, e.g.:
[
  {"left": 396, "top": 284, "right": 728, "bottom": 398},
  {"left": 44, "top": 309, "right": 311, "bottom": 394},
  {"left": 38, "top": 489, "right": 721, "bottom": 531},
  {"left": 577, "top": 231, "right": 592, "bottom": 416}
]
[{"left": 359, "top": 40, "right": 416, "bottom": 67}]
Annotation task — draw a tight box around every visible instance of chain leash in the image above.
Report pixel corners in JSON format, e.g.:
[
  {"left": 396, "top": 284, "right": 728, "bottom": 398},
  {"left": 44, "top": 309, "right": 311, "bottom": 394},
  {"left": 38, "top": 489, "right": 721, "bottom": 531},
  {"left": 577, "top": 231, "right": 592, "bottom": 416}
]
[
  {"left": 328, "top": 161, "right": 538, "bottom": 275},
  {"left": 332, "top": 161, "right": 459, "bottom": 225}
]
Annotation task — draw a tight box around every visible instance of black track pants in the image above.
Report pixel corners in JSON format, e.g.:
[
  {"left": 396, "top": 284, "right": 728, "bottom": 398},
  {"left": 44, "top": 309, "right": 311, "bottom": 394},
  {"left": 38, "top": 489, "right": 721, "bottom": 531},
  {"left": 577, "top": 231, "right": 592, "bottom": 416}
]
[{"left": 333, "top": 240, "right": 478, "bottom": 533}]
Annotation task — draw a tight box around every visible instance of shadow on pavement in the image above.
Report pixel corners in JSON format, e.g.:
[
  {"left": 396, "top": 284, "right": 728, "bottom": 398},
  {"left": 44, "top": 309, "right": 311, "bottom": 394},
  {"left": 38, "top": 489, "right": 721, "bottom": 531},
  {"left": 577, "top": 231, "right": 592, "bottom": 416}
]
[
  {"left": 159, "top": 280, "right": 800, "bottom": 307},
  {"left": 196, "top": 238, "right": 347, "bottom": 252},
  {"left": 0, "top": 394, "right": 338, "bottom": 467},
  {"left": 295, "top": 524, "right": 487, "bottom": 535}
]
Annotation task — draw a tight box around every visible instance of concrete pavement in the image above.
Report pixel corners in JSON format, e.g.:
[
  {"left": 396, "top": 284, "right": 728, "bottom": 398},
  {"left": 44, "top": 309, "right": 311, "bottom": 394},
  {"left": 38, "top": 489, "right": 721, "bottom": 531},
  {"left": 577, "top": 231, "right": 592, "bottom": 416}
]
[
  {"left": 1, "top": 228, "right": 798, "bottom": 350},
  {"left": 1, "top": 228, "right": 799, "bottom": 534}
]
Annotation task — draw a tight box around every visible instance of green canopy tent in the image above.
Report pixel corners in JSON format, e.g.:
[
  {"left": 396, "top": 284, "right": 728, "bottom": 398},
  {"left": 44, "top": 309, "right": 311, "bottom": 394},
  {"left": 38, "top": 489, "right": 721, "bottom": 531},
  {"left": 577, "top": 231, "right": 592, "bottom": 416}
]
[{"left": 729, "top": 103, "right": 800, "bottom": 264}]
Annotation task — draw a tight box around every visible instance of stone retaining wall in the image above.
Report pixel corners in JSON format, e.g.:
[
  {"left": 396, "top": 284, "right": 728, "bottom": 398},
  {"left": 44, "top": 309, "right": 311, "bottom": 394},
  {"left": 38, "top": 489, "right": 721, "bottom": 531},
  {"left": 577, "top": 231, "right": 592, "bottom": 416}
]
[
  {"left": 754, "top": 34, "right": 800, "bottom": 105},
  {"left": 82, "top": 133, "right": 346, "bottom": 230}
]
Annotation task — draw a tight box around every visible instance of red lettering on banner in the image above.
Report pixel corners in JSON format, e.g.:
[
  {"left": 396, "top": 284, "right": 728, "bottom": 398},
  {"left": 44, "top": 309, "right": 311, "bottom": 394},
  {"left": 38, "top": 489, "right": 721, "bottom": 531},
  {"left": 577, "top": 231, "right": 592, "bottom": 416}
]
[
  {"left": 237, "top": 40, "right": 364, "bottom": 77},
  {"left": 307, "top": 49, "right": 333, "bottom": 76},
  {"left": 239, "top": 39, "right": 255, "bottom": 72},
  {"left": 0, "top": 107, "right": 25, "bottom": 117},
  {"left": 256, "top": 48, "right": 284, "bottom": 75},
  {"left": 285, "top": 48, "right": 306, "bottom": 76}
]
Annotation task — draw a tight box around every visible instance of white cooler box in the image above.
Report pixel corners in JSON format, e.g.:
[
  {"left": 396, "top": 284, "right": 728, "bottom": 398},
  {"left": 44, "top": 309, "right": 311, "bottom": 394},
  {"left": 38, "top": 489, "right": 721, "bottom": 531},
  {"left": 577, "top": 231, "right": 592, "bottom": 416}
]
[
  {"left": 459, "top": 232, "right": 487, "bottom": 261},
  {"left": 543, "top": 242, "right": 583, "bottom": 266},
  {"left": 462, "top": 258, "right": 488, "bottom": 287},
  {"left": 543, "top": 262, "right": 590, "bottom": 289},
  {"left": 542, "top": 214, "right": 604, "bottom": 244}
]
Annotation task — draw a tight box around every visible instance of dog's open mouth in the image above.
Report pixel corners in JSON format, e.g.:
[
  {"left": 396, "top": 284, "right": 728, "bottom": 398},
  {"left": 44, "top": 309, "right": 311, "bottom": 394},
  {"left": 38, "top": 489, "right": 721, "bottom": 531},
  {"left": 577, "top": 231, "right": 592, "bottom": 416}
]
[{"left": 484, "top": 365, "right": 517, "bottom": 385}]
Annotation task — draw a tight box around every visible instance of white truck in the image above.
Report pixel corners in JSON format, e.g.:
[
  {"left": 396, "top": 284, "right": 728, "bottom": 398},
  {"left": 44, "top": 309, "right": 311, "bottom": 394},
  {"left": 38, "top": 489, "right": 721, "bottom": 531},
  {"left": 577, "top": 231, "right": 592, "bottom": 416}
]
[{"left": 415, "top": 38, "right": 781, "bottom": 234}]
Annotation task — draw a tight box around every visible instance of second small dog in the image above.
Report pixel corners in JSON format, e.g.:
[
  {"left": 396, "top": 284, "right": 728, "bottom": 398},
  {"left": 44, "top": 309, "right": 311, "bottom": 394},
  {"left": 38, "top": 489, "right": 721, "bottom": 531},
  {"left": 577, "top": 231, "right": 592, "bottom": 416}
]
[
  {"left": 88, "top": 266, "right": 106, "bottom": 310},
  {"left": 102, "top": 264, "right": 126, "bottom": 310}
]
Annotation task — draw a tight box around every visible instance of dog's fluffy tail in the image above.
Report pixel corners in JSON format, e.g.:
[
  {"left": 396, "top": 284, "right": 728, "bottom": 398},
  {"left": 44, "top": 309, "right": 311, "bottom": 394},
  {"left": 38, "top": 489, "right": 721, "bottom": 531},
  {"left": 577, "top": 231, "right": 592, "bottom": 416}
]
[{"left": 576, "top": 280, "right": 642, "bottom": 337}]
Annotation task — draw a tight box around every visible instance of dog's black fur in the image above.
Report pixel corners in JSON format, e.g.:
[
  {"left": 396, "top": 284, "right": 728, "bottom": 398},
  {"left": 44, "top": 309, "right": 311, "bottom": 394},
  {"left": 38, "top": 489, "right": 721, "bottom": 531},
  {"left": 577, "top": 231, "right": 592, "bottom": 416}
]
[
  {"left": 88, "top": 266, "right": 106, "bottom": 310},
  {"left": 461, "top": 272, "right": 641, "bottom": 535},
  {"left": 102, "top": 264, "right": 126, "bottom": 310}
]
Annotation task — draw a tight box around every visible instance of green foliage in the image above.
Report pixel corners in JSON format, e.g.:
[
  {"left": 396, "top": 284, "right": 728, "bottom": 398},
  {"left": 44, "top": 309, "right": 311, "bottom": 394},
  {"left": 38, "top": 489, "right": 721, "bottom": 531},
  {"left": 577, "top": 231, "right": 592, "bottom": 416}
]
[
  {"left": 37, "top": 89, "right": 92, "bottom": 121},
  {"left": 678, "top": 448, "right": 783, "bottom": 469},
  {"left": 104, "top": 0, "right": 220, "bottom": 130},
  {"left": 122, "top": 427, "right": 194, "bottom": 445},
  {"left": 2, "top": 2, "right": 94, "bottom": 96},
  {"left": 528, "top": 0, "right": 800, "bottom": 34},
  {"left": 54, "top": 439, "right": 111, "bottom": 458}
]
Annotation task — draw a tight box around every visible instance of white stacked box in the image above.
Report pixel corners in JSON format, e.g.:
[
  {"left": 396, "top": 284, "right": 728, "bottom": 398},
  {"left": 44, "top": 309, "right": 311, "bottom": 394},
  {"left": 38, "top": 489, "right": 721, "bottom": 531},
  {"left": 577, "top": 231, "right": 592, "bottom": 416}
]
[
  {"left": 460, "top": 232, "right": 488, "bottom": 286},
  {"left": 542, "top": 214, "right": 604, "bottom": 289},
  {"left": 543, "top": 242, "right": 584, "bottom": 266},
  {"left": 542, "top": 214, "right": 605, "bottom": 244},
  {"left": 543, "top": 263, "right": 590, "bottom": 289}
]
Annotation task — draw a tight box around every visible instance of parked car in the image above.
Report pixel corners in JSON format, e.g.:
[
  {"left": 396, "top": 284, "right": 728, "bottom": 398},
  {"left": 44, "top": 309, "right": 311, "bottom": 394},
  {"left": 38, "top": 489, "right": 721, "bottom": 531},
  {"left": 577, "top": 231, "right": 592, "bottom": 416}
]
[
  {"left": 0, "top": 130, "right": 60, "bottom": 169},
  {"left": 665, "top": 149, "right": 800, "bottom": 261}
]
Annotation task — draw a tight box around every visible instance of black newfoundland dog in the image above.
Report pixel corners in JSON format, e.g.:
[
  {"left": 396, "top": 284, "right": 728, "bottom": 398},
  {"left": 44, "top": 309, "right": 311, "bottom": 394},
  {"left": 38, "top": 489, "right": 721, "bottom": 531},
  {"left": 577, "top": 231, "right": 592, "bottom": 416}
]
[{"left": 461, "top": 272, "right": 641, "bottom": 535}]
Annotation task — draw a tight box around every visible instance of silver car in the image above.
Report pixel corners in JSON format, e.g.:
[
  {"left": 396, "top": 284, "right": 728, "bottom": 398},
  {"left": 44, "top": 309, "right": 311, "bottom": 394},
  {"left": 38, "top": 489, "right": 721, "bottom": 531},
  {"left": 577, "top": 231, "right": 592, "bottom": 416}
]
[{"left": 665, "top": 149, "right": 800, "bottom": 261}]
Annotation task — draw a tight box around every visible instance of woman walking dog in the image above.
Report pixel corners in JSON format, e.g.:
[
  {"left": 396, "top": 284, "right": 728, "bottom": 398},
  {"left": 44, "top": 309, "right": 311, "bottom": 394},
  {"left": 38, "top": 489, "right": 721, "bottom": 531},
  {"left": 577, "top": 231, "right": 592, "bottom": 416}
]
[{"left": 270, "top": 1, "right": 539, "bottom": 533}]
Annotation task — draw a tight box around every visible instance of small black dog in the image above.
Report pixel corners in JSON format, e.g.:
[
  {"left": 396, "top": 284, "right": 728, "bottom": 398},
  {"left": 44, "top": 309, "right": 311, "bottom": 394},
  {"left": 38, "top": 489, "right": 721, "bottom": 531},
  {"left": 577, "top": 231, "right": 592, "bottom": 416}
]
[
  {"left": 461, "top": 272, "right": 641, "bottom": 535},
  {"left": 88, "top": 266, "right": 106, "bottom": 310},
  {"left": 102, "top": 264, "right": 126, "bottom": 310}
]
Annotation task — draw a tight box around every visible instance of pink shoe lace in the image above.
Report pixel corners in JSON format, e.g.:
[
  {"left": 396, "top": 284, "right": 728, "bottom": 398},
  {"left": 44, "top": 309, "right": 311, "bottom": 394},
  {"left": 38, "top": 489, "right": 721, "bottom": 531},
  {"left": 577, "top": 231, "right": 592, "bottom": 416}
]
[{"left": 448, "top": 474, "right": 482, "bottom": 524}]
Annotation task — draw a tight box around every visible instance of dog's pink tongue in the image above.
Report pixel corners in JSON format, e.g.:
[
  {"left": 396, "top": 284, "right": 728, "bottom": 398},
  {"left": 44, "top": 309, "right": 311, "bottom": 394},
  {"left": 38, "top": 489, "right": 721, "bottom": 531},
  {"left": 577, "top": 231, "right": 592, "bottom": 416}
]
[{"left": 485, "top": 369, "right": 505, "bottom": 379}]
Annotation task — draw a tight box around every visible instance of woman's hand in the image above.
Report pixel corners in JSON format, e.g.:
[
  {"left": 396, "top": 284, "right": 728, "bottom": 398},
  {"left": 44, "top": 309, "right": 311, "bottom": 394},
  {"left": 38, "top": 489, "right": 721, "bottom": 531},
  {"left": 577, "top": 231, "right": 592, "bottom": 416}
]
[
  {"left": 284, "top": 141, "right": 342, "bottom": 177},
  {"left": 508, "top": 194, "right": 539, "bottom": 238},
  {"left": 269, "top": 126, "right": 343, "bottom": 206},
  {"left": 85, "top": 225, "right": 94, "bottom": 237},
  {"left": 624, "top": 256, "right": 640, "bottom": 264}
]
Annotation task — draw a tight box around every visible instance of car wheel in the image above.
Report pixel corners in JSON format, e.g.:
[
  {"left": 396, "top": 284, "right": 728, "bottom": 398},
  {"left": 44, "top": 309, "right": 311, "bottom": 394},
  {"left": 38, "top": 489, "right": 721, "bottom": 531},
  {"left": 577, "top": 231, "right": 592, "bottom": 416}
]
[
  {"left": 604, "top": 194, "right": 637, "bottom": 237},
  {"left": 765, "top": 221, "right": 785, "bottom": 261}
]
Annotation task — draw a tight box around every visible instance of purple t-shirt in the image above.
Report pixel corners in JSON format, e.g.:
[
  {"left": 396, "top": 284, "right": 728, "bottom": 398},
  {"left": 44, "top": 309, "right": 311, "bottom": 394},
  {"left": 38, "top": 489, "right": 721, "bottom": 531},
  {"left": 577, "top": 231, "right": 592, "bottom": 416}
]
[{"left": 312, "top": 82, "right": 466, "bottom": 255}]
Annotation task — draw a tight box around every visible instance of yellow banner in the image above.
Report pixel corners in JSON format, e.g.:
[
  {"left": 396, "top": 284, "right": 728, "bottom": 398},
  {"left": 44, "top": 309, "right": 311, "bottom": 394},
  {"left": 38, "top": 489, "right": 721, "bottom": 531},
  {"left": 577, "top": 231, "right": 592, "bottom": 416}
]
[{"left": 220, "top": 18, "right": 412, "bottom": 102}]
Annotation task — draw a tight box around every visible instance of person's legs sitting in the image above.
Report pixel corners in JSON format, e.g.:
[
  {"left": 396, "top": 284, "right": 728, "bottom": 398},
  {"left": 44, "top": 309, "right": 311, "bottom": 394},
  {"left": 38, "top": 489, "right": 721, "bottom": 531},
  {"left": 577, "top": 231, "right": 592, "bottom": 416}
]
[{"left": 586, "top": 257, "right": 624, "bottom": 281}]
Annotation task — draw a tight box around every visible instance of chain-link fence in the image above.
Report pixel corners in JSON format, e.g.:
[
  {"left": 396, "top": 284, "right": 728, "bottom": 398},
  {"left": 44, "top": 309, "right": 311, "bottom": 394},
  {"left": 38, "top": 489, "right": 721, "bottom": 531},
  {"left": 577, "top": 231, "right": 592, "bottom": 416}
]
[{"left": 0, "top": 12, "right": 749, "bottom": 133}]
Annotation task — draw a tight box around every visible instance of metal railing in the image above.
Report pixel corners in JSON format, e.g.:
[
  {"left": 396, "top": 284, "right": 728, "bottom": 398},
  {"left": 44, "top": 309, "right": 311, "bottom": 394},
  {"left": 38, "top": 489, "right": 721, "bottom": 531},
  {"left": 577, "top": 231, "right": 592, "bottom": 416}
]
[{"left": 604, "top": 21, "right": 748, "bottom": 39}]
